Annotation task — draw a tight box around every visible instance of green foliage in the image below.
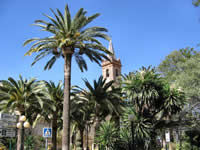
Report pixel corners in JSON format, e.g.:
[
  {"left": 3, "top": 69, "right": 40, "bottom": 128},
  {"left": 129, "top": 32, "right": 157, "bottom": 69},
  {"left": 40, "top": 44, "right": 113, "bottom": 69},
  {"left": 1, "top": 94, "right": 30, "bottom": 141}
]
[
  {"left": 43, "top": 81, "right": 63, "bottom": 123},
  {"left": 115, "top": 128, "right": 132, "bottom": 150},
  {"left": 158, "top": 47, "right": 198, "bottom": 82},
  {"left": 121, "top": 66, "right": 186, "bottom": 149},
  {"left": 95, "top": 121, "right": 118, "bottom": 150},
  {"left": 158, "top": 47, "right": 200, "bottom": 103},
  {"left": 176, "top": 134, "right": 199, "bottom": 150},
  {"left": 73, "top": 76, "right": 124, "bottom": 121},
  {"left": 0, "top": 138, "right": 16, "bottom": 150},
  {"left": 24, "top": 135, "right": 35, "bottom": 150},
  {"left": 185, "top": 129, "right": 200, "bottom": 148},
  {"left": 24, "top": 135, "right": 45, "bottom": 150},
  {"left": 0, "top": 76, "right": 50, "bottom": 125},
  {"left": 193, "top": 0, "right": 200, "bottom": 6}
]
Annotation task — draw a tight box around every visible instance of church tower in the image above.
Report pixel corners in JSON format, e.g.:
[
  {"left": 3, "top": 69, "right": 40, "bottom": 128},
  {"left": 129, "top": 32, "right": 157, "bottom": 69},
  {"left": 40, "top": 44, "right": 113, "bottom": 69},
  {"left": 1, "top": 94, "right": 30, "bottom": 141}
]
[{"left": 102, "top": 40, "right": 122, "bottom": 82}]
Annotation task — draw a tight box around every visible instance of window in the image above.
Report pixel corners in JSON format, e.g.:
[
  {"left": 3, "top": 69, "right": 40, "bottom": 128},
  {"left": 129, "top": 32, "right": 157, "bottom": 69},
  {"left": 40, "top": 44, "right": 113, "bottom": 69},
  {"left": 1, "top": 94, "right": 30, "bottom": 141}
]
[
  {"left": 116, "top": 69, "right": 119, "bottom": 77},
  {"left": 106, "top": 69, "right": 109, "bottom": 77}
]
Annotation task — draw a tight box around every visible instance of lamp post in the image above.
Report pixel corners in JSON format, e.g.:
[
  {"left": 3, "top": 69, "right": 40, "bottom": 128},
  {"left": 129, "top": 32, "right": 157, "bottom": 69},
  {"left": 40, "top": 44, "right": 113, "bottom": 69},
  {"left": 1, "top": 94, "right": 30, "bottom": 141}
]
[
  {"left": 128, "top": 114, "right": 135, "bottom": 150},
  {"left": 16, "top": 115, "right": 30, "bottom": 150}
]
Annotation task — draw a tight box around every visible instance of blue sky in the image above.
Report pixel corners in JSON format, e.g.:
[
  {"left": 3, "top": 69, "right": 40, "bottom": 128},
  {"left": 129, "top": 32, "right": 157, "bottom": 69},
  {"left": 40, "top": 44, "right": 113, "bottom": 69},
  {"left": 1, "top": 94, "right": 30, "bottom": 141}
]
[{"left": 0, "top": 0, "right": 200, "bottom": 86}]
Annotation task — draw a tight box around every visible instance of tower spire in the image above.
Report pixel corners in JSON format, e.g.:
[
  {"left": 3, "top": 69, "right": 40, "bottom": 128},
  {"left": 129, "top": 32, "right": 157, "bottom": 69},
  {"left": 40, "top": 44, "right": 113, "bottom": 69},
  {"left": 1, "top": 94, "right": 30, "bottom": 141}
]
[
  {"left": 108, "top": 39, "right": 116, "bottom": 60},
  {"left": 102, "top": 39, "right": 121, "bottom": 82}
]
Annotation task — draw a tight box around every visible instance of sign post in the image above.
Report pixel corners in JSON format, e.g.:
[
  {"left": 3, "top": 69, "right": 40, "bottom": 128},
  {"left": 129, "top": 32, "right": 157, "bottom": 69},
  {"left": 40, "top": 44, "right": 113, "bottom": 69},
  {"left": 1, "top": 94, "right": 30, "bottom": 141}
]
[
  {"left": 0, "top": 113, "right": 17, "bottom": 138},
  {"left": 165, "top": 131, "right": 170, "bottom": 142},
  {"left": 165, "top": 131, "right": 170, "bottom": 150},
  {"left": 43, "top": 127, "right": 52, "bottom": 150}
]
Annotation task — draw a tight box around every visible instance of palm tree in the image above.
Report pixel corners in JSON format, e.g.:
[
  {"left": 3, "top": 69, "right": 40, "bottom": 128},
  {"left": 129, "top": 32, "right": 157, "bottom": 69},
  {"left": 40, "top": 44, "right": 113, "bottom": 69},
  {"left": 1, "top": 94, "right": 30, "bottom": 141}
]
[
  {"left": 70, "top": 92, "right": 92, "bottom": 150},
  {"left": 74, "top": 76, "right": 123, "bottom": 149},
  {"left": 0, "top": 76, "right": 47, "bottom": 150},
  {"left": 74, "top": 76, "right": 123, "bottom": 126},
  {"left": 44, "top": 81, "right": 63, "bottom": 150},
  {"left": 23, "top": 5, "right": 110, "bottom": 150}
]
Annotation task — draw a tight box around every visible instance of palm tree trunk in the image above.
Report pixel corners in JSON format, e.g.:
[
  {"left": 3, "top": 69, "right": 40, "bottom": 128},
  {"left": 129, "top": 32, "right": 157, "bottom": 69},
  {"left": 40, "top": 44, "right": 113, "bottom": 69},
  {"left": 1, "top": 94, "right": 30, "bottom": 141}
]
[
  {"left": 62, "top": 51, "right": 73, "bottom": 150},
  {"left": 80, "top": 129, "right": 84, "bottom": 150},
  {"left": 52, "top": 112, "right": 58, "bottom": 150}
]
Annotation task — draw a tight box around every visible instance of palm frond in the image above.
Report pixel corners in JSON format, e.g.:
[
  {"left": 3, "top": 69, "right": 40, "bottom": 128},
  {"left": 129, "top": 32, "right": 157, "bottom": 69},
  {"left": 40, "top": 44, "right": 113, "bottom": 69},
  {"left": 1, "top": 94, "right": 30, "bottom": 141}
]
[{"left": 44, "top": 56, "right": 57, "bottom": 70}]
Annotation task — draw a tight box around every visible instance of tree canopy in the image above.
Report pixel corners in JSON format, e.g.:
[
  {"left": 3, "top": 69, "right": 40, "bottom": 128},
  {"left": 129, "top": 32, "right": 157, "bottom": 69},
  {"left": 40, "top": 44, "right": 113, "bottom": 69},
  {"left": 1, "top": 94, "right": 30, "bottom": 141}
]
[
  {"left": 193, "top": 0, "right": 200, "bottom": 6},
  {"left": 158, "top": 47, "right": 200, "bottom": 103}
]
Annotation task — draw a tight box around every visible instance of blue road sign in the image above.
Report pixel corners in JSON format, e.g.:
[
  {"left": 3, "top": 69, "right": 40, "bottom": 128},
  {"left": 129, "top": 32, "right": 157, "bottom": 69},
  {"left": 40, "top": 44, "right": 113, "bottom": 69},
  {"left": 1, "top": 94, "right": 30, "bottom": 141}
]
[{"left": 43, "top": 127, "right": 52, "bottom": 137}]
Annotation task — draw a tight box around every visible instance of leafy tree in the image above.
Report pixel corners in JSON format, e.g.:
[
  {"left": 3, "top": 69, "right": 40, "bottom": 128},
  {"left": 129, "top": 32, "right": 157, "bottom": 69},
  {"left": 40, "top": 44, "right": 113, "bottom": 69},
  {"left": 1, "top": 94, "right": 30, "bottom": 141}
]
[
  {"left": 23, "top": 5, "right": 110, "bottom": 150},
  {"left": 158, "top": 48, "right": 200, "bottom": 149},
  {"left": 0, "top": 76, "right": 48, "bottom": 150},
  {"left": 158, "top": 47, "right": 200, "bottom": 104},
  {"left": 121, "top": 66, "right": 186, "bottom": 150},
  {"left": 158, "top": 47, "right": 198, "bottom": 82}
]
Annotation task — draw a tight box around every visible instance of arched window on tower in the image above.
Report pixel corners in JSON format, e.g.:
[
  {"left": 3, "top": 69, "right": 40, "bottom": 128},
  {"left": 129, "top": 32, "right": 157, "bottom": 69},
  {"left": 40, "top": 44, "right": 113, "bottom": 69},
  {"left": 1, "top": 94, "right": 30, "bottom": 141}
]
[
  {"left": 106, "top": 69, "right": 109, "bottom": 77},
  {"left": 116, "top": 69, "right": 119, "bottom": 77}
]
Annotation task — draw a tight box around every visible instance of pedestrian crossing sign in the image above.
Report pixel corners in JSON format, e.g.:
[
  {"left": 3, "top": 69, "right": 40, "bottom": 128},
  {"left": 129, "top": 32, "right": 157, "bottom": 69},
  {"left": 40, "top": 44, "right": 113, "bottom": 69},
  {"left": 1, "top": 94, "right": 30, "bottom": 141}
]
[{"left": 43, "top": 127, "right": 52, "bottom": 137}]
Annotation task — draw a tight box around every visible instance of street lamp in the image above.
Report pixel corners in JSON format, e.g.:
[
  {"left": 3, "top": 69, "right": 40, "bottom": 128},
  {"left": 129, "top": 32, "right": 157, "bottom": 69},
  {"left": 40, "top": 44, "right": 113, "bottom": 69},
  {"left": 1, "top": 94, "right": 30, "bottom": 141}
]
[
  {"left": 16, "top": 115, "right": 30, "bottom": 150},
  {"left": 128, "top": 114, "right": 135, "bottom": 150}
]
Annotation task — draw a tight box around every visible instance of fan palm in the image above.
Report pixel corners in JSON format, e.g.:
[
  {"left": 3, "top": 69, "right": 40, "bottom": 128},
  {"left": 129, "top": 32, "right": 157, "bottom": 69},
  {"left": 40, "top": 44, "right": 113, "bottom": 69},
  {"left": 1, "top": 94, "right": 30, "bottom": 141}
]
[
  {"left": 23, "top": 5, "right": 110, "bottom": 150},
  {"left": 0, "top": 76, "right": 48, "bottom": 150}
]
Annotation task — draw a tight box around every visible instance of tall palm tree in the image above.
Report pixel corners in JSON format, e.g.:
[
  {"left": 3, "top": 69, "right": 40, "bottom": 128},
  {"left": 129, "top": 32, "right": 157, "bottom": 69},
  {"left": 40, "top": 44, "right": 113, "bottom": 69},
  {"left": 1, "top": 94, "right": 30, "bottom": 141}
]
[
  {"left": 23, "top": 5, "right": 110, "bottom": 150},
  {"left": 0, "top": 76, "right": 47, "bottom": 150}
]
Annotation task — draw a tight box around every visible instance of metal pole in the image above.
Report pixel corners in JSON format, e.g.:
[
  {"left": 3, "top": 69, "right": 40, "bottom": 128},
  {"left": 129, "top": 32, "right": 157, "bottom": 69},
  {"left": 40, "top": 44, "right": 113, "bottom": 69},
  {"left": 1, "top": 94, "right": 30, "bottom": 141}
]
[
  {"left": 20, "top": 125, "right": 25, "bottom": 150},
  {"left": 190, "top": 131, "right": 193, "bottom": 150},
  {"left": 45, "top": 138, "right": 48, "bottom": 150},
  {"left": 131, "top": 121, "right": 134, "bottom": 150}
]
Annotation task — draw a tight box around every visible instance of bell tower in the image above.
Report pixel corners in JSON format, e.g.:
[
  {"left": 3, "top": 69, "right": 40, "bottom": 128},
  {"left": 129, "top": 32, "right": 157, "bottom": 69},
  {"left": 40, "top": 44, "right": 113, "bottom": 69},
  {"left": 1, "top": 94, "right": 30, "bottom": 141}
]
[{"left": 102, "top": 40, "right": 121, "bottom": 82}]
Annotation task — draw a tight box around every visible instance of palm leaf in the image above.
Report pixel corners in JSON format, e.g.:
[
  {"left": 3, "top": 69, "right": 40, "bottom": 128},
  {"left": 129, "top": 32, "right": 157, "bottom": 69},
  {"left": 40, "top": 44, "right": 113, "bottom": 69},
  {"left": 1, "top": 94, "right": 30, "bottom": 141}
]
[{"left": 64, "top": 4, "right": 71, "bottom": 31}]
